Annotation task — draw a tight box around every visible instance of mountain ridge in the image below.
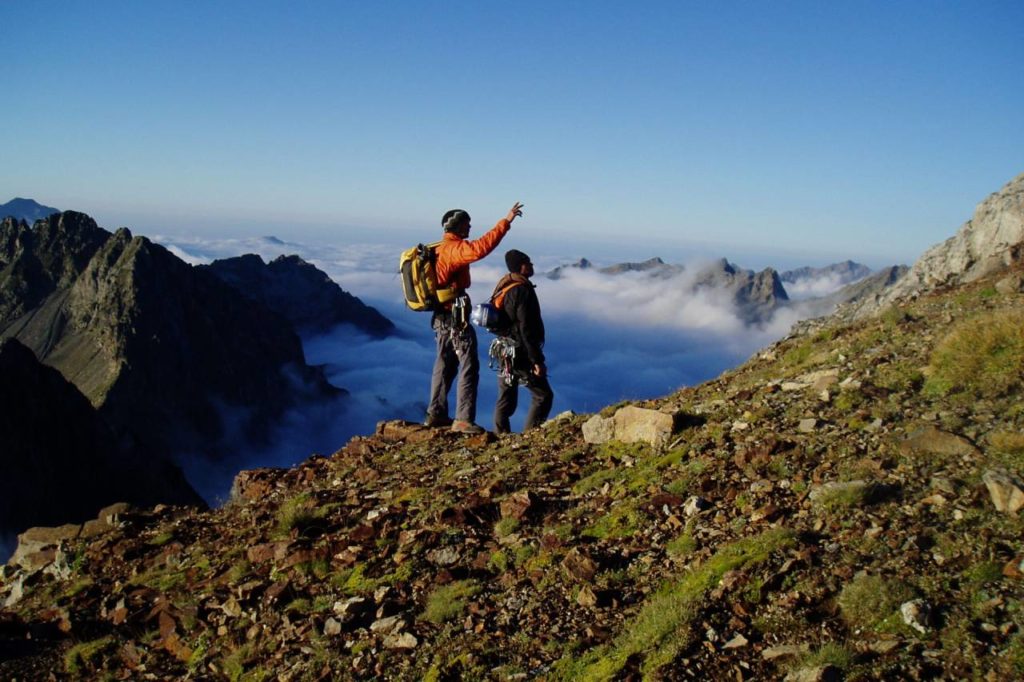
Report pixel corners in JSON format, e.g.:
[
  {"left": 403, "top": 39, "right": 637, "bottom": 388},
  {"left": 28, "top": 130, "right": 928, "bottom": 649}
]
[{"left": 2, "top": 174, "right": 1023, "bottom": 679}]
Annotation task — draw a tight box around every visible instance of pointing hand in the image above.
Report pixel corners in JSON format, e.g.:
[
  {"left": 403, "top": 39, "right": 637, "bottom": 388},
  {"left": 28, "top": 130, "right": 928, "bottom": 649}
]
[{"left": 506, "top": 202, "right": 524, "bottom": 224}]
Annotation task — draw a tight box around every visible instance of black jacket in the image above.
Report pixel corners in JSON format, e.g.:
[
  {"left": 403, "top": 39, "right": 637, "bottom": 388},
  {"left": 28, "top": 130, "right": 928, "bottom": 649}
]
[{"left": 493, "top": 273, "right": 545, "bottom": 367}]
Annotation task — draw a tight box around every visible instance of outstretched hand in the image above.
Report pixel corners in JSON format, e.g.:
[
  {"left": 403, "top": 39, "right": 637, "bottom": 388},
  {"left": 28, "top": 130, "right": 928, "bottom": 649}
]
[{"left": 506, "top": 202, "right": 524, "bottom": 224}]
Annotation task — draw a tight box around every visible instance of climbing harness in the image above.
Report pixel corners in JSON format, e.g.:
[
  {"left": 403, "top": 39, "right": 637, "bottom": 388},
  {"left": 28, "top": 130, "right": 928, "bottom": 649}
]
[{"left": 488, "top": 337, "right": 519, "bottom": 386}]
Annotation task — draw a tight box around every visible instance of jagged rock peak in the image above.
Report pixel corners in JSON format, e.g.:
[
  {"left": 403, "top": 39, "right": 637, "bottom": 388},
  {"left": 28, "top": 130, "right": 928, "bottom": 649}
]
[
  {"left": 859, "top": 171, "right": 1024, "bottom": 317},
  {"left": 201, "top": 253, "right": 395, "bottom": 337},
  {"left": 781, "top": 260, "right": 872, "bottom": 284}
]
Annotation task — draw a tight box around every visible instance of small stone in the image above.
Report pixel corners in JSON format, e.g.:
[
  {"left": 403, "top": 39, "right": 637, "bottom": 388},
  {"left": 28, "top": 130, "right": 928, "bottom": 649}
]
[
  {"left": 900, "top": 427, "right": 980, "bottom": 459},
  {"left": 901, "top": 599, "right": 931, "bottom": 634},
  {"left": 684, "top": 496, "right": 710, "bottom": 517},
  {"left": 798, "top": 418, "right": 817, "bottom": 433},
  {"left": 427, "top": 547, "right": 460, "bottom": 566},
  {"left": 1003, "top": 557, "right": 1024, "bottom": 580},
  {"left": 612, "top": 405, "right": 676, "bottom": 446},
  {"left": 370, "top": 615, "right": 404, "bottom": 635},
  {"left": 785, "top": 665, "right": 839, "bottom": 682},
  {"left": 500, "top": 491, "right": 535, "bottom": 521},
  {"left": 867, "top": 639, "right": 900, "bottom": 654},
  {"left": 732, "top": 421, "right": 750, "bottom": 432},
  {"left": 762, "top": 644, "right": 810, "bottom": 660},
  {"left": 334, "top": 596, "right": 371, "bottom": 618},
  {"left": 723, "top": 634, "right": 748, "bottom": 649},
  {"left": 383, "top": 632, "right": 418, "bottom": 650},
  {"left": 577, "top": 585, "right": 598, "bottom": 607},
  {"left": 582, "top": 415, "right": 615, "bottom": 444},
  {"left": 561, "top": 548, "right": 598, "bottom": 582},
  {"left": 982, "top": 469, "right": 1024, "bottom": 514},
  {"left": 323, "top": 618, "right": 342, "bottom": 636}
]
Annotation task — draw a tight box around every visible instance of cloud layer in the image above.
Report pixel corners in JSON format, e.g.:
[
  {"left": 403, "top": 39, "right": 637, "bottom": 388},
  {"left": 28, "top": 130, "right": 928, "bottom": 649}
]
[{"left": 156, "top": 234, "right": 843, "bottom": 501}]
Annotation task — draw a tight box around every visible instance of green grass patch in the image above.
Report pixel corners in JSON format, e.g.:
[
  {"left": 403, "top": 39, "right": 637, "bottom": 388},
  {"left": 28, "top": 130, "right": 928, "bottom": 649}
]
[
  {"left": 422, "top": 579, "right": 481, "bottom": 624},
  {"left": 64, "top": 636, "right": 114, "bottom": 675},
  {"left": 274, "top": 493, "right": 329, "bottom": 539},
  {"left": 554, "top": 528, "right": 797, "bottom": 680},
  {"left": 795, "top": 642, "right": 854, "bottom": 672},
  {"left": 924, "top": 309, "right": 1024, "bottom": 398},
  {"left": 147, "top": 530, "right": 175, "bottom": 546},
  {"left": 494, "top": 517, "right": 520, "bottom": 538},
  {"left": 837, "top": 574, "right": 916, "bottom": 631},
  {"left": 666, "top": 530, "right": 697, "bottom": 558},
  {"left": 583, "top": 504, "right": 643, "bottom": 540}
]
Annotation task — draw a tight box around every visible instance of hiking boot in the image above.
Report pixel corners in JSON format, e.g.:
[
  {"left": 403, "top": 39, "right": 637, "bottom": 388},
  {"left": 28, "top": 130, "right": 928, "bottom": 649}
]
[
  {"left": 451, "top": 420, "right": 486, "bottom": 435},
  {"left": 423, "top": 413, "right": 453, "bottom": 428}
]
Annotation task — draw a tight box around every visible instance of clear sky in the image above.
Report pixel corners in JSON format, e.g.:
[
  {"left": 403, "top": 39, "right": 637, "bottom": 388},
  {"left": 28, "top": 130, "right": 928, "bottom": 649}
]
[{"left": 3, "top": 1, "right": 1022, "bottom": 266}]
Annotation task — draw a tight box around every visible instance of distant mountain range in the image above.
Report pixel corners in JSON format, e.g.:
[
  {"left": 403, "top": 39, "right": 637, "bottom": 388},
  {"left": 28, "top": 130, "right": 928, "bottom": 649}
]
[
  {"left": 544, "top": 256, "right": 893, "bottom": 325},
  {"left": 0, "top": 197, "right": 60, "bottom": 223}
]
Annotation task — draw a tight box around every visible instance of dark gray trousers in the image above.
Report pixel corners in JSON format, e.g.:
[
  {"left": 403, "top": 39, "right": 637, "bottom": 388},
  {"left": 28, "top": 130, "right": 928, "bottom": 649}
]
[
  {"left": 493, "top": 368, "right": 554, "bottom": 433},
  {"left": 427, "top": 317, "right": 479, "bottom": 423}
]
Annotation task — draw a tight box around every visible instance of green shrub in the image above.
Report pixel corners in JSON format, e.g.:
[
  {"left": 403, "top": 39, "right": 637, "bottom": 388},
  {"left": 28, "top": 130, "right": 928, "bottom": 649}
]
[
  {"left": 64, "top": 636, "right": 113, "bottom": 675},
  {"left": 837, "top": 574, "right": 915, "bottom": 631},
  {"left": 924, "top": 310, "right": 1024, "bottom": 398},
  {"left": 423, "top": 580, "right": 480, "bottom": 624}
]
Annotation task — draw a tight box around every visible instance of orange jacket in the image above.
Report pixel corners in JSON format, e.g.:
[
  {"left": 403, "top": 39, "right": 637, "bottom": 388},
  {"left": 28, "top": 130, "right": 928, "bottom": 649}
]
[{"left": 436, "top": 218, "right": 511, "bottom": 292}]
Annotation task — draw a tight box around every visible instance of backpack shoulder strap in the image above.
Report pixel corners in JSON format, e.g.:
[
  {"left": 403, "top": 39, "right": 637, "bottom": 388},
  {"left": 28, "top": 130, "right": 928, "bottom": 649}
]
[{"left": 492, "top": 281, "right": 523, "bottom": 310}]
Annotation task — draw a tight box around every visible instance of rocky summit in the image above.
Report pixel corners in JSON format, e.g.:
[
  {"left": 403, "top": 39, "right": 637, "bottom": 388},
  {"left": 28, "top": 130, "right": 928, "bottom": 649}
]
[
  {"left": 1, "top": 175, "right": 1023, "bottom": 680},
  {"left": 201, "top": 254, "right": 395, "bottom": 337},
  {"left": 0, "top": 211, "right": 338, "bottom": 456}
]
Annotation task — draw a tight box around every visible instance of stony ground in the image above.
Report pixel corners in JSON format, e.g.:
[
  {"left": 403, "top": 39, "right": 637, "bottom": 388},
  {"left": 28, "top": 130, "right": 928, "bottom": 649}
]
[{"left": 2, "top": 268, "right": 1023, "bottom": 681}]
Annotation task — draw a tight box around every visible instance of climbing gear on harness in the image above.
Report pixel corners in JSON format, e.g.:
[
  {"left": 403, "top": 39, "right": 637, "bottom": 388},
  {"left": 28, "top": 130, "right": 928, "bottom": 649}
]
[{"left": 488, "top": 337, "right": 519, "bottom": 387}]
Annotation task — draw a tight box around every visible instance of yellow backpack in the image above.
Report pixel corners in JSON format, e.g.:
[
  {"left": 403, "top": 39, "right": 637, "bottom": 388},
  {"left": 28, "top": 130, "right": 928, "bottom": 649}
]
[{"left": 399, "top": 242, "right": 457, "bottom": 312}]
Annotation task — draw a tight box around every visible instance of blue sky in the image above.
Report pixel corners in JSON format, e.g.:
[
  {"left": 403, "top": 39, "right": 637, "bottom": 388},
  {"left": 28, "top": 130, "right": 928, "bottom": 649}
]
[{"left": 3, "top": 1, "right": 1022, "bottom": 266}]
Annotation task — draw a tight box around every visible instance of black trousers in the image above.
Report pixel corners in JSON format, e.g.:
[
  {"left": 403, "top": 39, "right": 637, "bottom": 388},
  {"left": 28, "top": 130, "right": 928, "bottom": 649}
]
[{"left": 493, "top": 365, "right": 553, "bottom": 434}]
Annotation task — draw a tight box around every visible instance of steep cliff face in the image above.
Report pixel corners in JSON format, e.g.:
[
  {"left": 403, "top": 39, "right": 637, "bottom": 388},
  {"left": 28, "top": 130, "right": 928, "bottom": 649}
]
[
  {"left": 853, "top": 172, "right": 1024, "bottom": 317},
  {"left": 0, "top": 212, "right": 338, "bottom": 455},
  {"left": 201, "top": 253, "right": 395, "bottom": 337},
  {"left": 0, "top": 338, "right": 203, "bottom": 541}
]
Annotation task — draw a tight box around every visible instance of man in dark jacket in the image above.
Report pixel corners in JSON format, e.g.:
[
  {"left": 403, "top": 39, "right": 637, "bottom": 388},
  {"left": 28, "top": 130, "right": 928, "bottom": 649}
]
[{"left": 492, "top": 249, "right": 554, "bottom": 433}]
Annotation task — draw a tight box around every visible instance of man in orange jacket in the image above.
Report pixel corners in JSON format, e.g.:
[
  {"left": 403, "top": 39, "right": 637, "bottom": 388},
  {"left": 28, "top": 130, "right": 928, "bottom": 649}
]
[{"left": 425, "top": 202, "right": 523, "bottom": 434}]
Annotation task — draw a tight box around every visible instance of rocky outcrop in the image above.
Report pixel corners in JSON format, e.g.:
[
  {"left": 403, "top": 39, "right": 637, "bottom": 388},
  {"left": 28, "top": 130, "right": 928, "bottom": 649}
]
[
  {"left": 693, "top": 258, "right": 789, "bottom": 323},
  {"left": 0, "top": 198, "right": 60, "bottom": 224},
  {"left": 780, "top": 260, "right": 872, "bottom": 285},
  {"left": 0, "top": 339, "right": 203, "bottom": 552},
  {"left": 853, "top": 172, "right": 1024, "bottom": 317},
  {"left": 201, "top": 253, "right": 394, "bottom": 337},
  {"left": 0, "top": 212, "right": 338, "bottom": 455},
  {"left": 599, "top": 257, "right": 681, "bottom": 277},
  {"left": 545, "top": 257, "right": 593, "bottom": 280}
]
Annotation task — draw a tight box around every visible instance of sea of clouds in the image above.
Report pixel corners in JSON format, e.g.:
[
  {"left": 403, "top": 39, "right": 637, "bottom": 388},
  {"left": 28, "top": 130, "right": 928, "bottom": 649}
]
[{"left": 154, "top": 233, "right": 847, "bottom": 503}]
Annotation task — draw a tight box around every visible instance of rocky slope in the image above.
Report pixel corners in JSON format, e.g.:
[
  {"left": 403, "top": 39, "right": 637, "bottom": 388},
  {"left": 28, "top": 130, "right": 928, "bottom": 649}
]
[
  {"left": 2, "top": 263, "right": 1022, "bottom": 680},
  {"left": 851, "top": 172, "right": 1024, "bottom": 318},
  {"left": 0, "top": 211, "right": 337, "bottom": 456},
  {"left": 201, "top": 254, "right": 395, "bottom": 337},
  {"left": 0, "top": 338, "right": 203, "bottom": 549}
]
